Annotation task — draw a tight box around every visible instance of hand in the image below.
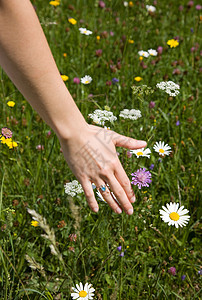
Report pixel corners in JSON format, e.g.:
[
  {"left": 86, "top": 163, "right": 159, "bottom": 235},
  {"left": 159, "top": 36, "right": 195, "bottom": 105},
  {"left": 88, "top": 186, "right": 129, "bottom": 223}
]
[{"left": 59, "top": 124, "right": 147, "bottom": 215}]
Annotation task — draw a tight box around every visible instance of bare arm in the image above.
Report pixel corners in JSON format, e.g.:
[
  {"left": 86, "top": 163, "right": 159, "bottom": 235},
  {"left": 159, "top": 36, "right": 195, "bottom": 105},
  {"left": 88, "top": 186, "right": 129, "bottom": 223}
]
[{"left": 0, "top": 0, "right": 147, "bottom": 215}]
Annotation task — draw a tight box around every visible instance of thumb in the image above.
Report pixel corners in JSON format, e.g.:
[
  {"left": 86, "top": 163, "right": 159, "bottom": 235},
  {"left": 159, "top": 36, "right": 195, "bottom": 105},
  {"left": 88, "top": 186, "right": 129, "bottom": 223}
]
[{"left": 113, "top": 132, "right": 147, "bottom": 150}]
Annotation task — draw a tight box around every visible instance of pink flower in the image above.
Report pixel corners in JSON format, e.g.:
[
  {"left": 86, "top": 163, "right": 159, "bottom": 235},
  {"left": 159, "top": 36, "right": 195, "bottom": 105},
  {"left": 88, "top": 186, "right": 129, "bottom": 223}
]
[
  {"left": 195, "top": 4, "right": 201, "bottom": 10},
  {"left": 127, "top": 151, "right": 132, "bottom": 158},
  {"left": 73, "top": 77, "right": 80, "bottom": 84},
  {"left": 95, "top": 49, "right": 103, "bottom": 57},
  {"left": 149, "top": 101, "right": 156, "bottom": 108},
  {"left": 168, "top": 267, "right": 176, "bottom": 276},
  {"left": 106, "top": 80, "right": 112, "bottom": 86},
  {"left": 99, "top": 1, "right": 105, "bottom": 8},
  {"left": 36, "top": 145, "right": 44, "bottom": 151},
  {"left": 157, "top": 46, "right": 163, "bottom": 54}
]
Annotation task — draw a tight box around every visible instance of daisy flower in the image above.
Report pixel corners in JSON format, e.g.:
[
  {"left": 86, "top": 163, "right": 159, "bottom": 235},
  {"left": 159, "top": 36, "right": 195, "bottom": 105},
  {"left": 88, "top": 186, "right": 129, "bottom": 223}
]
[
  {"left": 130, "top": 147, "right": 151, "bottom": 158},
  {"left": 131, "top": 168, "right": 152, "bottom": 189},
  {"left": 146, "top": 5, "right": 156, "bottom": 12},
  {"left": 138, "top": 50, "right": 149, "bottom": 58},
  {"left": 159, "top": 202, "right": 190, "bottom": 228},
  {"left": 148, "top": 49, "right": 158, "bottom": 56},
  {"left": 153, "top": 141, "right": 171, "bottom": 156},
  {"left": 79, "top": 28, "right": 93, "bottom": 35},
  {"left": 81, "top": 75, "right": 92, "bottom": 84},
  {"left": 71, "top": 282, "right": 95, "bottom": 300}
]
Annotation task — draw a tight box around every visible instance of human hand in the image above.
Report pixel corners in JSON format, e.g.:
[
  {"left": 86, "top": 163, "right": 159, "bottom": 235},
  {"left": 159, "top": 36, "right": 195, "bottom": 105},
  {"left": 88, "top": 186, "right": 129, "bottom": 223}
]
[{"left": 60, "top": 124, "right": 147, "bottom": 215}]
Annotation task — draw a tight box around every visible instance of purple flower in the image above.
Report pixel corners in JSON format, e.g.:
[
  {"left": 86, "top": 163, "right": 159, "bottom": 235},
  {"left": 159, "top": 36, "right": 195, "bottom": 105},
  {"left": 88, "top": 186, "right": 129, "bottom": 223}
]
[
  {"left": 117, "top": 246, "right": 122, "bottom": 252},
  {"left": 99, "top": 1, "right": 105, "bottom": 8},
  {"left": 187, "top": 1, "right": 194, "bottom": 8},
  {"left": 198, "top": 269, "right": 202, "bottom": 275},
  {"left": 181, "top": 275, "right": 186, "bottom": 280},
  {"left": 73, "top": 77, "right": 80, "bottom": 84},
  {"left": 112, "top": 77, "right": 119, "bottom": 84},
  {"left": 196, "top": 5, "right": 201, "bottom": 10},
  {"left": 158, "top": 158, "right": 162, "bottom": 162},
  {"left": 1, "top": 127, "right": 12, "bottom": 139},
  {"left": 149, "top": 101, "right": 156, "bottom": 109},
  {"left": 149, "top": 164, "right": 154, "bottom": 170},
  {"left": 127, "top": 151, "right": 132, "bottom": 158},
  {"left": 190, "top": 28, "right": 194, "bottom": 33},
  {"left": 120, "top": 252, "right": 124, "bottom": 257},
  {"left": 168, "top": 267, "right": 176, "bottom": 276},
  {"left": 95, "top": 49, "right": 103, "bottom": 57},
  {"left": 157, "top": 46, "right": 163, "bottom": 55},
  {"left": 131, "top": 168, "right": 152, "bottom": 189},
  {"left": 179, "top": 5, "right": 184, "bottom": 11},
  {"left": 176, "top": 120, "right": 180, "bottom": 126}
]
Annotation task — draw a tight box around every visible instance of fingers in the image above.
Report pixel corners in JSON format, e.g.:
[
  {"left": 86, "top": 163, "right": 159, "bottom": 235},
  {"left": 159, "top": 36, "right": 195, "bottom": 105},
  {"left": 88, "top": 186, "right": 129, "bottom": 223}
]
[
  {"left": 94, "top": 181, "right": 123, "bottom": 214},
  {"left": 112, "top": 131, "right": 147, "bottom": 149},
  {"left": 114, "top": 159, "right": 136, "bottom": 203},
  {"left": 106, "top": 176, "right": 134, "bottom": 215},
  {"left": 81, "top": 180, "right": 99, "bottom": 213}
]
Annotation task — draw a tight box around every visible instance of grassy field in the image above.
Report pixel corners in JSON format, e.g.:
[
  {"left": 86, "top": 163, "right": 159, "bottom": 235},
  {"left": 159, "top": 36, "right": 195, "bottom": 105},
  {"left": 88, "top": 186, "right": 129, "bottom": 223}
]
[{"left": 0, "top": 0, "right": 201, "bottom": 299}]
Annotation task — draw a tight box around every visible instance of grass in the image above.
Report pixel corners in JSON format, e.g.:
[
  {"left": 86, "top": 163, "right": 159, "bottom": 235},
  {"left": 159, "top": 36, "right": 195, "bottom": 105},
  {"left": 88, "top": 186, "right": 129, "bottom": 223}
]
[{"left": 0, "top": 0, "right": 201, "bottom": 299}]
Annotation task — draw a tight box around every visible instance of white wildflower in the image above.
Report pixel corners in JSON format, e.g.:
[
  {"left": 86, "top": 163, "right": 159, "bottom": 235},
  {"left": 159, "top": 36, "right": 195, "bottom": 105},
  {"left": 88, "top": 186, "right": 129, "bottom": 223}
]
[
  {"left": 138, "top": 50, "right": 150, "bottom": 58},
  {"left": 148, "top": 49, "right": 158, "bottom": 56},
  {"left": 119, "top": 109, "right": 142, "bottom": 120},
  {"left": 81, "top": 75, "right": 92, "bottom": 84},
  {"left": 79, "top": 27, "right": 93, "bottom": 35},
  {"left": 156, "top": 81, "right": 180, "bottom": 97},
  {"left": 88, "top": 109, "right": 117, "bottom": 126},
  {"left": 64, "top": 180, "right": 83, "bottom": 197},
  {"left": 146, "top": 5, "right": 156, "bottom": 12}
]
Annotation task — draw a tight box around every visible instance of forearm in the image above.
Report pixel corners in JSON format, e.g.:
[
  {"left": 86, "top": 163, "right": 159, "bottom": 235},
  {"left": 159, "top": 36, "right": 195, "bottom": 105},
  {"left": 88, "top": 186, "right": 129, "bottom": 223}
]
[{"left": 0, "top": 0, "right": 87, "bottom": 139}]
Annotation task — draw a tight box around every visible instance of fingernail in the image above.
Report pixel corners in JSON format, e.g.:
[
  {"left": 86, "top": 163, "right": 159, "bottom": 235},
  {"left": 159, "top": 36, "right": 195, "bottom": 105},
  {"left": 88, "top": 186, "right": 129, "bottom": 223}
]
[
  {"left": 127, "top": 208, "right": 133, "bottom": 215},
  {"left": 131, "top": 196, "right": 136, "bottom": 203},
  {"left": 116, "top": 207, "right": 122, "bottom": 214},
  {"left": 139, "top": 141, "right": 147, "bottom": 147},
  {"left": 93, "top": 207, "right": 99, "bottom": 213}
]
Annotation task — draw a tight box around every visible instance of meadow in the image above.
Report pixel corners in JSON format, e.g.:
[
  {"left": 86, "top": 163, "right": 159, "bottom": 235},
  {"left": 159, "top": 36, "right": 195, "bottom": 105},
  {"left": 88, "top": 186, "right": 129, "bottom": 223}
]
[{"left": 0, "top": 0, "right": 201, "bottom": 299}]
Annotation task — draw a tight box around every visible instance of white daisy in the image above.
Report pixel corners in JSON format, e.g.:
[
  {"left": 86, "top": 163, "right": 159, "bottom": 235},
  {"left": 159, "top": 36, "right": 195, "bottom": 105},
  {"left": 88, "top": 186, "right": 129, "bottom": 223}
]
[
  {"left": 130, "top": 147, "right": 151, "bottom": 158},
  {"left": 146, "top": 5, "right": 156, "bottom": 12},
  {"left": 153, "top": 141, "right": 171, "bottom": 156},
  {"left": 81, "top": 75, "right": 92, "bottom": 85},
  {"left": 71, "top": 282, "right": 95, "bottom": 300},
  {"left": 148, "top": 49, "right": 158, "bottom": 56},
  {"left": 159, "top": 202, "right": 190, "bottom": 228},
  {"left": 138, "top": 50, "right": 150, "bottom": 58},
  {"left": 79, "top": 28, "right": 93, "bottom": 35}
]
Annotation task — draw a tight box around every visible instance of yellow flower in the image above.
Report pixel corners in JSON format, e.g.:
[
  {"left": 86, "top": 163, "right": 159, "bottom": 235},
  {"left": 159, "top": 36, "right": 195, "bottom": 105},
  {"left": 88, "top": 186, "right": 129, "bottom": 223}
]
[
  {"left": 167, "top": 39, "right": 179, "bottom": 48},
  {"left": 129, "top": 1, "right": 134, "bottom": 7},
  {"left": 68, "top": 18, "right": 77, "bottom": 25},
  {"left": 31, "top": 221, "right": 39, "bottom": 227},
  {"left": 128, "top": 39, "right": 134, "bottom": 44},
  {"left": 96, "top": 35, "right": 100, "bottom": 40},
  {"left": 134, "top": 76, "right": 143, "bottom": 82},
  {"left": 6, "top": 140, "right": 18, "bottom": 149},
  {"left": 61, "top": 75, "right": 69, "bottom": 81},
  {"left": 63, "top": 53, "right": 67, "bottom": 57},
  {"left": 139, "top": 56, "right": 143, "bottom": 61},
  {"left": 7, "top": 101, "right": 15, "bottom": 107},
  {"left": 0, "top": 136, "right": 7, "bottom": 144},
  {"left": 49, "top": 1, "right": 60, "bottom": 6}
]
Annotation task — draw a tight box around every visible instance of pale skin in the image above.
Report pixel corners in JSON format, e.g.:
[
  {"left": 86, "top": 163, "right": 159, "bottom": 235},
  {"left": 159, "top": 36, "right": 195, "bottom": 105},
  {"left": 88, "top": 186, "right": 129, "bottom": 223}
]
[{"left": 0, "top": 0, "right": 147, "bottom": 215}]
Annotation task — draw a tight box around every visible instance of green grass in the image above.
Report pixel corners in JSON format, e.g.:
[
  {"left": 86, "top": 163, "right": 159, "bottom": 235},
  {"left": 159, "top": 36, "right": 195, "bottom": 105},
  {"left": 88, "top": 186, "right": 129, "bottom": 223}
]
[{"left": 0, "top": 0, "right": 201, "bottom": 299}]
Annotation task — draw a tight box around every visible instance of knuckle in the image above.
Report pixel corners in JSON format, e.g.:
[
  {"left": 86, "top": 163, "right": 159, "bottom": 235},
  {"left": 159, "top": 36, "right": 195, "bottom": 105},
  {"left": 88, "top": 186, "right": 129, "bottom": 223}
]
[{"left": 121, "top": 179, "right": 131, "bottom": 189}]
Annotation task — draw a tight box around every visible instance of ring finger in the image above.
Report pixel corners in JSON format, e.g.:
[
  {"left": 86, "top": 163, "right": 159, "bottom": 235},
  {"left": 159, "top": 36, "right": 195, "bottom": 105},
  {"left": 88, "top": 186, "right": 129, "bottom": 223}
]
[{"left": 94, "top": 181, "right": 122, "bottom": 214}]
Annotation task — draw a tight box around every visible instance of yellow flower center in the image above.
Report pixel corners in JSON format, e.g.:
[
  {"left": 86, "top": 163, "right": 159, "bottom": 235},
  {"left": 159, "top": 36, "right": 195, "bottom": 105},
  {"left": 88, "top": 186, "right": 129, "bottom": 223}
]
[
  {"left": 79, "top": 290, "right": 87, "bottom": 297},
  {"left": 85, "top": 80, "right": 89, "bottom": 84},
  {"left": 159, "top": 149, "right": 164, "bottom": 153},
  {"left": 169, "top": 212, "right": 180, "bottom": 221},
  {"left": 137, "top": 151, "right": 143, "bottom": 156}
]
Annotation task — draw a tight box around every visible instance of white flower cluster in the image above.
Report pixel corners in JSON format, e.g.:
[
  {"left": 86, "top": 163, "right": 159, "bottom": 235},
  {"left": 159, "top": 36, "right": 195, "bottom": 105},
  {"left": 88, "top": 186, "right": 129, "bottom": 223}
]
[
  {"left": 138, "top": 49, "right": 158, "bottom": 57},
  {"left": 64, "top": 180, "right": 83, "bottom": 197},
  {"left": 88, "top": 109, "right": 117, "bottom": 125},
  {"left": 156, "top": 81, "right": 180, "bottom": 97},
  {"left": 146, "top": 5, "right": 156, "bottom": 12},
  {"left": 119, "top": 109, "right": 142, "bottom": 120}
]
